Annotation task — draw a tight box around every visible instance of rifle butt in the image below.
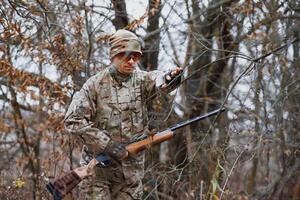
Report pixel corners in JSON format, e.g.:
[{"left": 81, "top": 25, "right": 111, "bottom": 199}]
[{"left": 46, "top": 170, "right": 82, "bottom": 200}]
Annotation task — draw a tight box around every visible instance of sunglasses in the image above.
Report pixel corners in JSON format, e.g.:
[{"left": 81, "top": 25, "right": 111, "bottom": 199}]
[{"left": 117, "top": 52, "right": 141, "bottom": 62}]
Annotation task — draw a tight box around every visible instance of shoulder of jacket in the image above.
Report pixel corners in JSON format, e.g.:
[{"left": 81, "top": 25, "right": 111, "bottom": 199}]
[
  {"left": 84, "top": 67, "right": 110, "bottom": 86},
  {"left": 134, "top": 67, "right": 149, "bottom": 80},
  {"left": 135, "top": 67, "right": 164, "bottom": 82}
]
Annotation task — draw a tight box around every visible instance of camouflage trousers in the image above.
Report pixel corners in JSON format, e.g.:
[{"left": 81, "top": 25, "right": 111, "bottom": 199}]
[{"left": 79, "top": 153, "right": 144, "bottom": 200}]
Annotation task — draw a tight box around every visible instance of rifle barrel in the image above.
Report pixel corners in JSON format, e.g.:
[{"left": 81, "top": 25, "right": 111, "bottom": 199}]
[
  {"left": 169, "top": 107, "right": 226, "bottom": 132},
  {"left": 132, "top": 107, "right": 226, "bottom": 142}
]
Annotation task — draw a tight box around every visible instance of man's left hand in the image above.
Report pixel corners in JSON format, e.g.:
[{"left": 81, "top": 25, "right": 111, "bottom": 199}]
[
  {"left": 165, "top": 67, "right": 183, "bottom": 83},
  {"left": 163, "top": 67, "right": 183, "bottom": 87}
]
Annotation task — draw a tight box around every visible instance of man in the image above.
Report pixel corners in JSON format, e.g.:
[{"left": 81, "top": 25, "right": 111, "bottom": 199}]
[{"left": 64, "top": 29, "right": 182, "bottom": 199}]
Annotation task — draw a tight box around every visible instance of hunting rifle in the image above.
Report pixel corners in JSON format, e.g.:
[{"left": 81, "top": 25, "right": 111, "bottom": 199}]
[{"left": 47, "top": 107, "right": 226, "bottom": 200}]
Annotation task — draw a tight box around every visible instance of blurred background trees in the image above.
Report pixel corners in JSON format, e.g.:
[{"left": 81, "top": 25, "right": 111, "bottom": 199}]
[{"left": 0, "top": 0, "right": 300, "bottom": 199}]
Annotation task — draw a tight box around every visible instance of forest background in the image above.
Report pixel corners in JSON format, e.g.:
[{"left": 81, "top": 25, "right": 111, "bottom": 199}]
[{"left": 0, "top": 0, "right": 300, "bottom": 199}]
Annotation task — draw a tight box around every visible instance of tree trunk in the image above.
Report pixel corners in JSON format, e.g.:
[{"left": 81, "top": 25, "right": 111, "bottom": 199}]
[
  {"left": 111, "top": 0, "right": 129, "bottom": 29},
  {"left": 141, "top": 0, "right": 162, "bottom": 71}
]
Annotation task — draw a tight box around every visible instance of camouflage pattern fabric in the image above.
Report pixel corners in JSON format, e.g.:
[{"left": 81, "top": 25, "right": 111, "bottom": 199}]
[
  {"left": 64, "top": 65, "right": 180, "bottom": 199},
  {"left": 78, "top": 152, "right": 144, "bottom": 200}
]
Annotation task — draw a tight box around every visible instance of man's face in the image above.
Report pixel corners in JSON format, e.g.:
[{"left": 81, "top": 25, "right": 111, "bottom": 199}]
[{"left": 112, "top": 52, "right": 141, "bottom": 75}]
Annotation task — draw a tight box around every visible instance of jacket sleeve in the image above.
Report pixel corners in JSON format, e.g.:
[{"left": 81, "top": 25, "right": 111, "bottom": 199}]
[
  {"left": 64, "top": 79, "right": 111, "bottom": 156},
  {"left": 144, "top": 70, "right": 182, "bottom": 100}
]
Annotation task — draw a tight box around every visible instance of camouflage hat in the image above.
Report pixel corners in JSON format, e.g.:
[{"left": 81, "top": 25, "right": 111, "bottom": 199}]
[{"left": 109, "top": 29, "right": 142, "bottom": 59}]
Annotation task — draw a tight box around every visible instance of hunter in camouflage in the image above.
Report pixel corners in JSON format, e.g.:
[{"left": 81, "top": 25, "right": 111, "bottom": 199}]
[{"left": 64, "top": 29, "right": 182, "bottom": 199}]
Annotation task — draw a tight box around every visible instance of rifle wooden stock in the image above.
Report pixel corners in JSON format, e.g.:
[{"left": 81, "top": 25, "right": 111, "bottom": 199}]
[
  {"left": 47, "top": 131, "right": 175, "bottom": 200},
  {"left": 126, "top": 130, "right": 174, "bottom": 155}
]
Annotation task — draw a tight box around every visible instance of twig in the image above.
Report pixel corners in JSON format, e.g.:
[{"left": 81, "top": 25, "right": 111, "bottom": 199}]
[{"left": 219, "top": 150, "right": 245, "bottom": 199}]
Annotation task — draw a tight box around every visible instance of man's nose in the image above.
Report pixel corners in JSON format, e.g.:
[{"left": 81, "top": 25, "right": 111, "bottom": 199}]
[{"left": 127, "top": 57, "right": 135, "bottom": 64}]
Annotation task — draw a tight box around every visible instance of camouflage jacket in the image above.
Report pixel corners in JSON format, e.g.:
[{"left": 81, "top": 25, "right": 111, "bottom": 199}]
[{"left": 64, "top": 65, "right": 180, "bottom": 162}]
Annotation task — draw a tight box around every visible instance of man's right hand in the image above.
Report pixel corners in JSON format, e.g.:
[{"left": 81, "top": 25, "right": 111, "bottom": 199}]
[{"left": 104, "top": 140, "right": 128, "bottom": 161}]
